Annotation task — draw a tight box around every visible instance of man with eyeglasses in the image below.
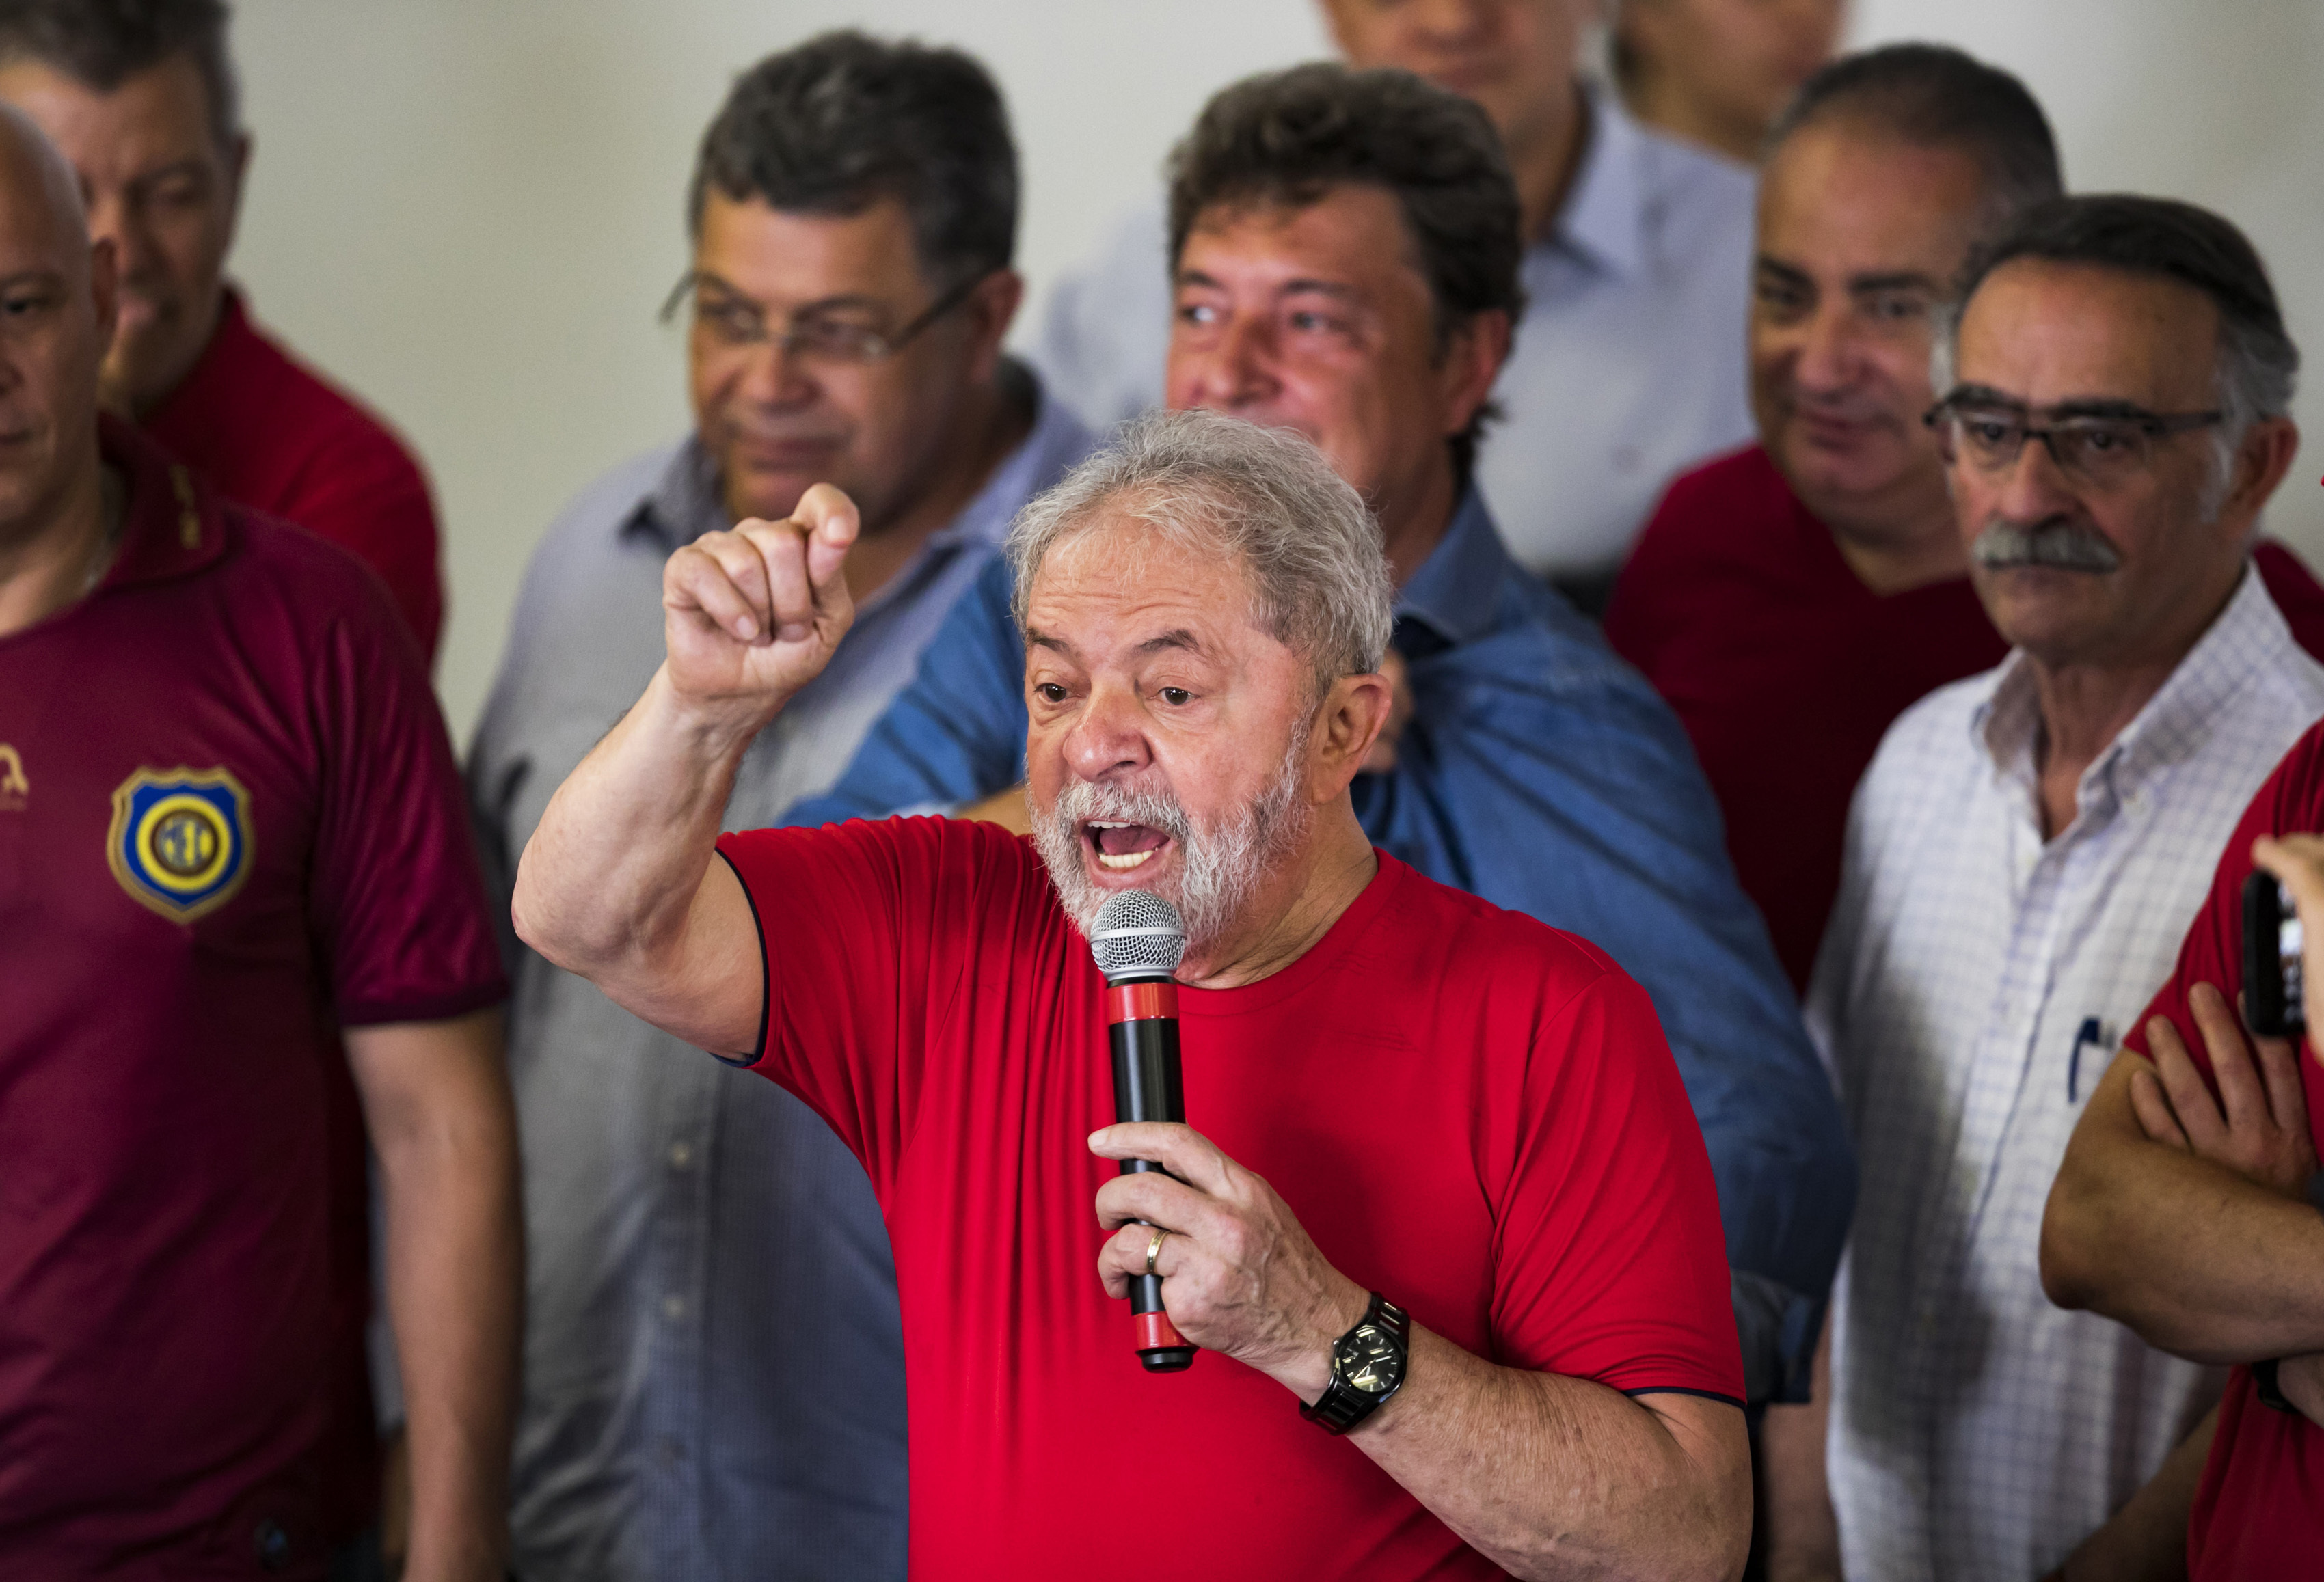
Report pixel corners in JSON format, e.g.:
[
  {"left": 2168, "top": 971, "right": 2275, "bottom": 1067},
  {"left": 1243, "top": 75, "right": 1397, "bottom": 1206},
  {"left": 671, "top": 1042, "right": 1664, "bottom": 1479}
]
[
  {"left": 465, "top": 33, "right": 1089, "bottom": 1581},
  {"left": 1770, "top": 194, "right": 2324, "bottom": 1581},
  {"left": 1607, "top": 46, "right": 2324, "bottom": 998}
]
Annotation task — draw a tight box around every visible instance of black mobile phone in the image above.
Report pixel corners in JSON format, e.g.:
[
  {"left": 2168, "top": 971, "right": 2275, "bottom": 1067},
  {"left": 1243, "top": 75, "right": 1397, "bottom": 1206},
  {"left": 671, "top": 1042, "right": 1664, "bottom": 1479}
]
[{"left": 2243, "top": 870, "right": 2306, "bottom": 1037}]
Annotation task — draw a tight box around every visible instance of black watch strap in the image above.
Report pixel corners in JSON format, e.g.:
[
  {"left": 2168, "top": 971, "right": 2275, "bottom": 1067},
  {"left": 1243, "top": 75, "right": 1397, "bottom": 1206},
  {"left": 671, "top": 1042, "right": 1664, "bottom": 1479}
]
[
  {"left": 1301, "top": 1292, "right": 1409, "bottom": 1436},
  {"left": 2255, "top": 1358, "right": 2297, "bottom": 1413}
]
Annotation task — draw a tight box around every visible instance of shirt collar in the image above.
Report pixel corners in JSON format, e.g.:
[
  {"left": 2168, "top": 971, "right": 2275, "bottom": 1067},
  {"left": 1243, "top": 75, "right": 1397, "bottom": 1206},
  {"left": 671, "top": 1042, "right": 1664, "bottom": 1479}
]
[
  {"left": 1972, "top": 562, "right": 2296, "bottom": 806},
  {"left": 1545, "top": 86, "right": 1649, "bottom": 282},
  {"left": 95, "top": 411, "right": 230, "bottom": 590},
  {"left": 625, "top": 360, "right": 1087, "bottom": 610},
  {"left": 1393, "top": 486, "right": 1519, "bottom": 649}
]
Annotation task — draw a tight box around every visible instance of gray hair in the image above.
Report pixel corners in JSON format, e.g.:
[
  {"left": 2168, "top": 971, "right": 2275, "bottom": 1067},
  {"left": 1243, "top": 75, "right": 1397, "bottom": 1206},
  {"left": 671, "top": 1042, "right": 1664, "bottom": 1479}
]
[
  {"left": 1005, "top": 409, "right": 1395, "bottom": 700},
  {"left": 1932, "top": 193, "right": 2299, "bottom": 515}
]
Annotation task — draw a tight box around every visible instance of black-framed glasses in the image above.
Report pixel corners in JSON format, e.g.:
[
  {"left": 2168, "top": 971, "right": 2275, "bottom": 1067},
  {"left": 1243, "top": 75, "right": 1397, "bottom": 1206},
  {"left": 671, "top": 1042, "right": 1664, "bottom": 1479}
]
[
  {"left": 1923, "top": 392, "right": 2223, "bottom": 487},
  {"left": 658, "top": 269, "right": 982, "bottom": 364}
]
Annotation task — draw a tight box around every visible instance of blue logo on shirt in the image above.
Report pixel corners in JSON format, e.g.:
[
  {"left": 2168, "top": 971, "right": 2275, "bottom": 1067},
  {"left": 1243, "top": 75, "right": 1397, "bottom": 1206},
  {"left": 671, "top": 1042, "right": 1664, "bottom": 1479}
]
[{"left": 107, "top": 767, "right": 253, "bottom": 922}]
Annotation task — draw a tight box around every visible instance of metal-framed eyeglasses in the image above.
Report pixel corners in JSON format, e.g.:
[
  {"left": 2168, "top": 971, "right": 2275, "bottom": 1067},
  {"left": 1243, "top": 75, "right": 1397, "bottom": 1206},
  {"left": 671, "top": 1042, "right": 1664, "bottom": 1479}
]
[
  {"left": 1922, "top": 391, "right": 2223, "bottom": 487},
  {"left": 658, "top": 269, "right": 982, "bottom": 365}
]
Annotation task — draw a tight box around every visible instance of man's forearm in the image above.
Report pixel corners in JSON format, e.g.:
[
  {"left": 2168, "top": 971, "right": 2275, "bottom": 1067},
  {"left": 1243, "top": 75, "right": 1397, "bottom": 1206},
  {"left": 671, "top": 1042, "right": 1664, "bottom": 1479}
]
[
  {"left": 2044, "top": 1059, "right": 2324, "bottom": 1361},
  {"left": 1349, "top": 1325, "right": 1748, "bottom": 1581},
  {"left": 355, "top": 1013, "right": 522, "bottom": 1582},
  {"left": 514, "top": 666, "right": 757, "bottom": 981},
  {"left": 2051, "top": 1406, "right": 2215, "bottom": 1582}
]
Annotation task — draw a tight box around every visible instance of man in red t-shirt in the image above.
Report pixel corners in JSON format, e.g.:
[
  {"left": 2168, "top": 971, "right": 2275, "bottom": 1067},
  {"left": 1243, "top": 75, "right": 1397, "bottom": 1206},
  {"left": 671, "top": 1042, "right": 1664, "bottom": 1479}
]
[
  {"left": 1604, "top": 46, "right": 2324, "bottom": 994},
  {"left": 516, "top": 408, "right": 1751, "bottom": 1579},
  {"left": 0, "top": 0, "right": 444, "bottom": 659},
  {"left": 2044, "top": 722, "right": 2324, "bottom": 1580},
  {"left": 0, "top": 110, "right": 515, "bottom": 1579}
]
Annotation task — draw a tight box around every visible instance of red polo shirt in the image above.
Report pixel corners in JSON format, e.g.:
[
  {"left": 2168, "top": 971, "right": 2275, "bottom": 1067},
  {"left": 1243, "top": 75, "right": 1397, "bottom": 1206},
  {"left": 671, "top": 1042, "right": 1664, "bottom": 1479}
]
[
  {"left": 717, "top": 816, "right": 1742, "bottom": 1580},
  {"left": 0, "top": 420, "right": 504, "bottom": 1578},
  {"left": 1606, "top": 444, "right": 2324, "bottom": 992},
  {"left": 140, "top": 286, "right": 444, "bottom": 660},
  {"left": 2117, "top": 721, "right": 2324, "bottom": 1581}
]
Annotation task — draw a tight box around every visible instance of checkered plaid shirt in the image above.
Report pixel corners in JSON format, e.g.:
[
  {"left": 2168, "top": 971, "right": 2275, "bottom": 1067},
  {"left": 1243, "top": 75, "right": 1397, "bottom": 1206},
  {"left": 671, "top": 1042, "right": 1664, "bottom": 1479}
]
[{"left": 1810, "top": 566, "right": 2324, "bottom": 1579}]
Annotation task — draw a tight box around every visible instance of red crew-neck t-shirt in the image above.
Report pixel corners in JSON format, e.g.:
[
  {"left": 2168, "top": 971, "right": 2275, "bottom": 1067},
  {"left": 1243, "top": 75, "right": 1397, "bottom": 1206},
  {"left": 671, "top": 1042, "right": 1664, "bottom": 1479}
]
[
  {"left": 1606, "top": 443, "right": 2324, "bottom": 993},
  {"left": 0, "top": 420, "right": 504, "bottom": 1578},
  {"left": 140, "top": 286, "right": 444, "bottom": 660},
  {"left": 2118, "top": 722, "right": 2324, "bottom": 1581},
  {"left": 716, "top": 815, "right": 1742, "bottom": 1581}
]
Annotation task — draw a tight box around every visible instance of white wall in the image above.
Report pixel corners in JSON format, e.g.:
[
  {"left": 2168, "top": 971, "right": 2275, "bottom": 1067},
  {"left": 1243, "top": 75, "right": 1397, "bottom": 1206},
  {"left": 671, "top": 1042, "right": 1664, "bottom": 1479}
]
[{"left": 225, "top": 1, "right": 2324, "bottom": 744}]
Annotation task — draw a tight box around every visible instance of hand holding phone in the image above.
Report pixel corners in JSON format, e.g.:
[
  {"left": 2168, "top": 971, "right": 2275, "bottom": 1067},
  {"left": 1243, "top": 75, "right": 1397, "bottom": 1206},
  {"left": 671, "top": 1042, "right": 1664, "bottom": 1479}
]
[{"left": 2243, "top": 869, "right": 2306, "bottom": 1038}]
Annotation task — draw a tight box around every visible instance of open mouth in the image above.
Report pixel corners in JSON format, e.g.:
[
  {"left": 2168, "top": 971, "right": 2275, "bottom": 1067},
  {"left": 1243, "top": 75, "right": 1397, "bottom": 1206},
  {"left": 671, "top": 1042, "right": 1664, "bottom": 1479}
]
[{"left": 1086, "top": 820, "right": 1172, "bottom": 873}]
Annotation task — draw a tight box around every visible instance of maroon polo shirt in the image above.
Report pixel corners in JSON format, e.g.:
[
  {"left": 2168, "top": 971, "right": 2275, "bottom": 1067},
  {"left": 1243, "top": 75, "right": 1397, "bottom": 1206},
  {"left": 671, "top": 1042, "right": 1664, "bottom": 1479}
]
[
  {"left": 0, "top": 420, "right": 503, "bottom": 1578},
  {"left": 1605, "top": 443, "right": 2324, "bottom": 992},
  {"left": 140, "top": 286, "right": 444, "bottom": 661}
]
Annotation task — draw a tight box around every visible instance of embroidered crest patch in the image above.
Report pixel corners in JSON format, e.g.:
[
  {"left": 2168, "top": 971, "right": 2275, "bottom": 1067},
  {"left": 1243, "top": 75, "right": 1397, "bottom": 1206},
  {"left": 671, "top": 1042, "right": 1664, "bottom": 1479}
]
[{"left": 107, "top": 766, "right": 253, "bottom": 922}]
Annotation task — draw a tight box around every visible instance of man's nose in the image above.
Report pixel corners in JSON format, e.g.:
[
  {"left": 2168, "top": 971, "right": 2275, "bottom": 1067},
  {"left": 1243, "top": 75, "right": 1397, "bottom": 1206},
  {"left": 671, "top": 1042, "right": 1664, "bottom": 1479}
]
[
  {"left": 82, "top": 191, "right": 151, "bottom": 278},
  {"left": 733, "top": 336, "right": 814, "bottom": 408},
  {"left": 1406, "top": 0, "right": 1489, "bottom": 44},
  {"left": 1062, "top": 681, "right": 1154, "bottom": 782},
  {"left": 1792, "top": 303, "right": 1863, "bottom": 396},
  {"left": 1183, "top": 314, "right": 1278, "bottom": 414},
  {"left": 1984, "top": 432, "right": 2085, "bottom": 524}
]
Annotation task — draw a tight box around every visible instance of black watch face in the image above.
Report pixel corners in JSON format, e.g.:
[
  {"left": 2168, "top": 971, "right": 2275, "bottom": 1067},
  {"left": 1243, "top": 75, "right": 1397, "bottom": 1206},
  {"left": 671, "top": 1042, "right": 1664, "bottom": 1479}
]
[{"left": 1338, "top": 1322, "right": 1403, "bottom": 1394}]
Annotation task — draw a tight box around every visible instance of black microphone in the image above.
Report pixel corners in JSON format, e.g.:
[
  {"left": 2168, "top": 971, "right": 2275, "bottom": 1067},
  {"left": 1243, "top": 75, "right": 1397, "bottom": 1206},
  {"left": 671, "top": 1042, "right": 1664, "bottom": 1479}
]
[{"left": 1091, "top": 889, "right": 1198, "bottom": 1374}]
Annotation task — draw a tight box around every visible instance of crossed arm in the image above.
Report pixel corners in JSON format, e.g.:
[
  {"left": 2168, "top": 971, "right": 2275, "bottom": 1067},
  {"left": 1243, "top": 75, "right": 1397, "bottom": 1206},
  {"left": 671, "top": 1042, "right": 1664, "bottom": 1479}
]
[{"left": 2042, "top": 983, "right": 2324, "bottom": 1368}]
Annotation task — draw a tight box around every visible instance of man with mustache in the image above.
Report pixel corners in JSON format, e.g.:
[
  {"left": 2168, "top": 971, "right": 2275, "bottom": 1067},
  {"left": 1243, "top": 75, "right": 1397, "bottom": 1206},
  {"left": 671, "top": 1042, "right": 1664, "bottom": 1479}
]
[
  {"left": 1036, "top": 0, "right": 1760, "bottom": 605},
  {"left": 514, "top": 407, "right": 1753, "bottom": 1579},
  {"left": 1770, "top": 195, "right": 2324, "bottom": 1580},
  {"left": 1606, "top": 45, "right": 2324, "bottom": 995},
  {"left": 789, "top": 63, "right": 1852, "bottom": 1418},
  {"left": 0, "top": 0, "right": 446, "bottom": 658},
  {"left": 465, "top": 34, "right": 1089, "bottom": 1580}
]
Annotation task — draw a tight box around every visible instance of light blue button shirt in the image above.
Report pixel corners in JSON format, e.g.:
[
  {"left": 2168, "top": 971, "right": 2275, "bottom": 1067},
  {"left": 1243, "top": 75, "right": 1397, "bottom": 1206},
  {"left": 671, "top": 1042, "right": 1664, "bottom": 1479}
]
[
  {"left": 468, "top": 370, "right": 1092, "bottom": 1582},
  {"left": 1029, "top": 86, "right": 1756, "bottom": 586}
]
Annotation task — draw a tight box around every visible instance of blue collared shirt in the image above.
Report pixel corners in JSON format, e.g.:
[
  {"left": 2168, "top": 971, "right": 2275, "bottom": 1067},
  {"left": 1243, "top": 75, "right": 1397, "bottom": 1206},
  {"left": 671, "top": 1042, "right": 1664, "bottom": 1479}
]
[
  {"left": 785, "top": 489, "right": 1855, "bottom": 1401},
  {"left": 470, "top": 372, "right": 1093, "bottom": 1581}
]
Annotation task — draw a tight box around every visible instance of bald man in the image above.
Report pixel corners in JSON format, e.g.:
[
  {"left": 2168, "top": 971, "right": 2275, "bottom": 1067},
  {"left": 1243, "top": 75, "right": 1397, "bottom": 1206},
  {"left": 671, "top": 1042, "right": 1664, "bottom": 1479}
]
[{"left": 0, "top": 107, "right": 518, "bottom": 1582}]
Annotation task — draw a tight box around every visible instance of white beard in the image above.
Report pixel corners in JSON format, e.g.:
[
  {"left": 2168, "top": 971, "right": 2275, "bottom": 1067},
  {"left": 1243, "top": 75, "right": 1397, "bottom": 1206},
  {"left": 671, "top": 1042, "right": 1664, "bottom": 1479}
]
[{"left": 1033, "top": 730, "right": 1312, "bottom": 954}]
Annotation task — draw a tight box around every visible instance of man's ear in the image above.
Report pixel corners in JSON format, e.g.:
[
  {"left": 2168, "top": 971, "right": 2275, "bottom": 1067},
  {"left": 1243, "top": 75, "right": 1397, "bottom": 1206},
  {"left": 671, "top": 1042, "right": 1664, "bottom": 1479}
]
[
  {"left": 1307, "top": 668, "right": 1394, "bottom": 800},
  {"left": 2220, "top": 415, "right": 2300, "bottom": 539},
  {"left": 221, "top": 131, "right": 251, "bottom": 249},
  {"left": 962, "top": 268, "right": 1025, "bottom": 386},
  {"left": 89, "top": 233, "right": 118, "bottom": 354},
  {"left": 1437, "top": 309, "right": 1512, "bottom": 441}
]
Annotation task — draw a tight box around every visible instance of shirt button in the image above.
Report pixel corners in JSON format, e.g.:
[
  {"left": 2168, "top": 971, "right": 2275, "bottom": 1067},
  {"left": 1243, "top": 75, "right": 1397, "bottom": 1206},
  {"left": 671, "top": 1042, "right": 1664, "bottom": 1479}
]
[
  {"left": 668, "top": 1141, "right": 694, "bottom": 1170},
  {"left": 662, "top": 1293, "right": 688, "bottom": 1322}
]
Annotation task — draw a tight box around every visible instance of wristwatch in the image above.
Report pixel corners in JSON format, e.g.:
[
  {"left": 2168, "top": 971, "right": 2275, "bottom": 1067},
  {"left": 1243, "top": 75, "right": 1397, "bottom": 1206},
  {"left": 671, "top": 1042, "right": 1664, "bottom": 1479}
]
[{"left": 1301, "top": 1292, "right": 1410, "bottom": 1435}]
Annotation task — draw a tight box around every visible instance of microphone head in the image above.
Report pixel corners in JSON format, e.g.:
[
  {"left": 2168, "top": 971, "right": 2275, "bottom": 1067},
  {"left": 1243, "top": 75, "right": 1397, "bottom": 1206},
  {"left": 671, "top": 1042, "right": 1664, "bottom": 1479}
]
[{"left": 1090, "top": 890, "right": 1187, "bottom": 982}]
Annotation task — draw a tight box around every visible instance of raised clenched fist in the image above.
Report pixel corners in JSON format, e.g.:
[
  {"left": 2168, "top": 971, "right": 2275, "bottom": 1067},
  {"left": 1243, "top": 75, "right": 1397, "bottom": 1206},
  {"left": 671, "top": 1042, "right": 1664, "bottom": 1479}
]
[{"left": 660, "top": 482, "right": 859, "bottom": 731}]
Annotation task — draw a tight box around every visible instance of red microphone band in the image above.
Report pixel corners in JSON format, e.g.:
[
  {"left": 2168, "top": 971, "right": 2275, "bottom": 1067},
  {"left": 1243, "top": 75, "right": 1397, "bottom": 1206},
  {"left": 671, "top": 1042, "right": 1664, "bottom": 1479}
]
[
  {"left": 1133, "top": 1309, "right": 1191, "bottom": 1353},
  {"left": 1106, "top": 981, "right": 1178, "bottom": 1026}
]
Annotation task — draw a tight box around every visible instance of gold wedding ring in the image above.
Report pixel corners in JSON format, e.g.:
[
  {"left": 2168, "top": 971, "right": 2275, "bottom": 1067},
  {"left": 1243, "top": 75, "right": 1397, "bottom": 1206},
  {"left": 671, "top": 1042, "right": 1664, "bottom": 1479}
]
[{"left": 1144, "top": 1226, "right": 1169, "bottom": 1278}]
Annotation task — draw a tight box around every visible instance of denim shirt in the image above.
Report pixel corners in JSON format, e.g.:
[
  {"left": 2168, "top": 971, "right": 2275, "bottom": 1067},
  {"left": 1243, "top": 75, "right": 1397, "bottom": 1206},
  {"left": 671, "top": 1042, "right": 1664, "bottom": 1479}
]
[{"left": 785, "top": 489, "right": 1856, "bottom": 1401}]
